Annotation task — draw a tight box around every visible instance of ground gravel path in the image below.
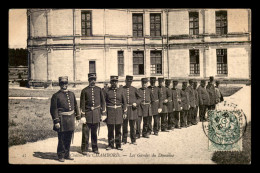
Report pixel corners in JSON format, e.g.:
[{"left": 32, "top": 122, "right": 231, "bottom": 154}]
[{"left": 9, "top": 85, "right": 250, "bottom": 164}]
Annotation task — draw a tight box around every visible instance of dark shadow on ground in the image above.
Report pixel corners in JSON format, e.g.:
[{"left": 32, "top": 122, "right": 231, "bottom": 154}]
[{"left": 33, "top": 152, "right": 58, "bottom": 161}]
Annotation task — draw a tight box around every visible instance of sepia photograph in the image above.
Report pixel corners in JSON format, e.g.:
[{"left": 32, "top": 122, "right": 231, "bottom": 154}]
[{"left": 8, "top": 8, "right": 251, "bottom": 164}]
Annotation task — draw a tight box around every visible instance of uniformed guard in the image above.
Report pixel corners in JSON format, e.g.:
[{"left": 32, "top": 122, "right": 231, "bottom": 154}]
[
  {"left": 215, "top": 80, "right": 224, "bottom": 109},
  {"left": 180, "top": 81, "right": 190, "bottom": 128},
  {"left": 165, "top": 79, "right": 174, "bottom": 130},
  {"left": 137, "top": 78, "right": 154, "bottom": 138},
  {"left": 158, "top": 78, "right": 170, "bottom": 133},
  {"left": 197, "top": 80, "right": 210, "bottom": 121},
  {"left": 104, "top": 76, "right": 127, "bottom": 150},
  {"left": 206, "top": 76, "right": 217, "bottom": 110},
  {"left": 122, "top": 75, "right": 142, "bottom": 145},
  {"left": 148, "top": 77, "right": 162, "bottom": 134},
  {"left": 80, "top": 73, "right": 106, "bottom": 155},
  {"left": 171, "top": 80, "right": 182, "bottom": 129},
  {"left": 187, "top": 79, "right": 196, "bottom": 127},
  {"left": 192, "top": 80, "right": 199, "bottom": 125},
  {"left": 50, "top": 76, "right": 81, "bottom": 162}
]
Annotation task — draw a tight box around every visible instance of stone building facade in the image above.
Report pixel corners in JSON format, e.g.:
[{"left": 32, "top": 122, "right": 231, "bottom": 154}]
[{"left": 27, "top": 8, "right": 251, "bottom": 87}]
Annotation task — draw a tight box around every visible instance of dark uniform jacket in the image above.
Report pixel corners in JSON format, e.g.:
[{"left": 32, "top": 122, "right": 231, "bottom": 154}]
[
  {"left": 180, "top": 88, "right": 190, "bottom": 111},
  {"left": 197, "top": 85, "right": 210, "bottom": 106},
  {"left": 194, "top": 88, "right": 199, "bottom": 107},
  {"left": 171, "top": 88, "right": 182, "bottom": 111},
  {"left": 158, "top": 86, "right": 171, "bottom": 113},
  {"left": 187, "top": 85, "right": 196, "bottom": 108},
  {"left": 80, "top": 86, "right": 106, "bottom": 124},
  {"left": 206, "top": 84, "right": 216, "bottom": 105},
  {"left": 122, "top": 86, "right": 142, "bottom": 120},
  {"left": 137, "top": 87, "right": 154, "bottom": 117},
  {"left": 50, "top": 90, "right": 80, "bottom": 132},
  {"left": 166, "top": 86, "right": 174, "bottom": 113},
  {"left": 104, "top": 87, "right": 127, "bottom": 124},
  {"left": 148, "top": 86, "right": 163, "bottom": 115}
]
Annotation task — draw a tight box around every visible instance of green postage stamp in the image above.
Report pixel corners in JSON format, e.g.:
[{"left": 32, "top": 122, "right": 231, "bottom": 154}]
[{"left": 203, "top": 104, "right": 247, "bottom": 151}]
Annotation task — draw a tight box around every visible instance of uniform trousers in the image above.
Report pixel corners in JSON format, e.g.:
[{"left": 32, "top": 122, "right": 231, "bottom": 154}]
[
  {"left": 180, "top": 110, "right": 188, "bottom": 127},
  {"left": 136, "top": 116, "right": 142, "bottom": 138},
  {"left": 107, "top": 124, "right": 122, "bottom": 148},
  {"left": 122, "top": 119, "right": 136, "bottom": 143},
  {"left": 199, "top": 105, "right": 207, "bottom": 121},
  {"left": 148, "top": 116, "right": 153, "bottom": 134},
  {"left": 173, "top": 111, "right": 180, "bottom": 128},
  {"left": 57, "top": 131, "right": 73, "bottom": 159},
  {"left": 142, "top": 116, "right": 151, "bottom": 137},
  {"left": 167, "top": 112, "right": 174, "bottom": 130},
  {"left": 192, "top": 106, "right": 198, "bottom": 124},
  {"left": 160, "top": 113, "right": 168, "bottom": 131},
  {"left": 187, "top": 107, "right": 195, "bottom": 125},
  {"left": 208, "top": 104, "right": 216, "bottom": 110},
  {"left": 153, "top": 114, "right": 160, "bottom": 133},
  {"left": 81, "top": 123, "right": 98, "bottom": 152}
]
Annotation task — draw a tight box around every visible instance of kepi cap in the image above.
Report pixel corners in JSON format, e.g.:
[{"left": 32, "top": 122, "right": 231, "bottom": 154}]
[
  {"left": 88, "top": 73, "right": 97, "bottom": 79},
  {"left": 59, "top": 76, "right": 68, "bottom": 83},
  {"left": 141, "top": 78, "right": 148, "bottom": 83},
  {"left": 110, "top": 76, "right": 119, "bottom": 81},
  {"left": 126, "top": 75, "right": 133, "bottom": 81}
]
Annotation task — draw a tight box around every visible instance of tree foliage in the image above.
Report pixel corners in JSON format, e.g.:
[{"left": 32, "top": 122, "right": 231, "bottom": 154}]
[{"left": 9, "top": 48, "right": 28, "bottom": 67}]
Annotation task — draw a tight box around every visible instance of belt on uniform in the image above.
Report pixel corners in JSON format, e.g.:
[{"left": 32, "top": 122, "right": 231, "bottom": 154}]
[
  {"left": 58, "top": 110, "right": 75, "bottom": 116},
  {"left": 87, "top": 105, "right": 101, "bottom": 110},
  {"left": 168, "top": 100, "right": 172, "bottom": 102},
  {"left": 153, "top": 100, "right": 159, "bottom": 102},
  {"left": 107, "top": 105, "right": 122, "bottom": 109},
  {"left": 141, "top": 102, "right": 150, "bottom": 105},
  {"left": 127, "top": 104, "right": 133, "bottom": 107}
]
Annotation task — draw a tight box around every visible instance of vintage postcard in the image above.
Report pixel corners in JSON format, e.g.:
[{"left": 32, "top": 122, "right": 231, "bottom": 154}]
[{"left": 8, "top": 8, "right": 251, "bottom": 164}]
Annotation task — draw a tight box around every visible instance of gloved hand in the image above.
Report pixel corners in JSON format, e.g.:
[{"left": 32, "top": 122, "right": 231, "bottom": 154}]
[
  {"left": 158, "top": 108, "right": 162, "bottom": 113},
  {"left": 81, "top": 117, "right": 86, "bottom": 124},
  {"left": 180, "top": 107, "right": 183, "bottom": 110},
  {"left": 101, "top": 116, "right": 107, "bottom": 122},
  {"left": 173, "top": 108, "right": 175, "bottom": 111},
  {"left": 163, "top": 99, "right": 168, "bottom": 103},
  {"left": 123, "top": 113, "right": 127, "bottom": 120},
  {"left": 75, "top": 120, "right": 80, "bottom": 126},
  {"left": 54, "top": 123, "right": 60, "bottom": 129},
  {"left": 132, "top": 103, "right": 137, "bottom": 107}
]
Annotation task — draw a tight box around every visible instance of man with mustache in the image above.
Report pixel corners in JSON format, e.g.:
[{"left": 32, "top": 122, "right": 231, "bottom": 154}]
[{"left": 80, "top": 73, "right": 106, "bottom": 155}]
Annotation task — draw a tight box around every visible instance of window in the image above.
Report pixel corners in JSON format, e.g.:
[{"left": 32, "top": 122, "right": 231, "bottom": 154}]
[
  {"left": 118, "top": 51, "right": 124, "bottom": 76},
  {"left": 150, "top": 13, "right": 161, "bottom": 37},
  {"left": 150, "top": 51, "right": 162, "bottom": 74},
  {"left": 216, "top": 49, "right": 228, "bottom": 74},
  {"left": 133, "top": 14, "right": 143, "bottom": 37},
  {"left": 89, "top": 61, "right": 96, "bottom": 73},
  {"left": 133, "top": 51, "right": 144, "bottom": 75},
  {"left": 189, "top": 12, "right": 199, "bottom": 35},
  {"left": 190, "top": 49, "right": 200, "bottom": 75},
  {"left": 81, "top": 11, "right": 92, "bottom": 36},
  {"left": 216, "top": 11, "right": 227, "bottom": 35}
]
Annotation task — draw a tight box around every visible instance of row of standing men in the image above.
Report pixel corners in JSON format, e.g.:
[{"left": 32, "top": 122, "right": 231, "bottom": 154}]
[{"left": 50, "top": 74, "right": 223, "bottom": 162}]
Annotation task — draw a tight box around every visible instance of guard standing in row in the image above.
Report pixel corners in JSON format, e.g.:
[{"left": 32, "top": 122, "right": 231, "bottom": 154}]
[
  {"left": 192, "top": 80, "right": 199, "bottom": 125},
  {"left": 180, "top": 81, "right": 190, "bottom": 128},
  {"left": 197, "top": 80, "right": 210, "bottom": 122},
  {"left": 50, "top": 76, "right": 81, "bottom": 162},
  {"left": 187, "top": 79, "right": 196, "bottom": 127},
  {"left": 172, "top": 80, "right": 182, "bottom": 129},
  {"left": 104, "top": 76, "right": 127, "bottom": 150},
  {"left": 122, "top": 75, "right": 142, "bottom": 145},
  {"left": 148, "top": 77, "right": 162, "bottom": 134},
  {"left": 158, "top": 78, "right": 170, "bottom": 132},
  {"left": 137, "top": 78, "right": 154, "bottom": 138},
  {"left": 206, "top": 76, "right": 217, "bottom": 110},
  {"left": 165, "top": 79, "right": 174, "bottom": 130},
  {"left": 80, "top": 73, "right": 106, "bottom": 155}
]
